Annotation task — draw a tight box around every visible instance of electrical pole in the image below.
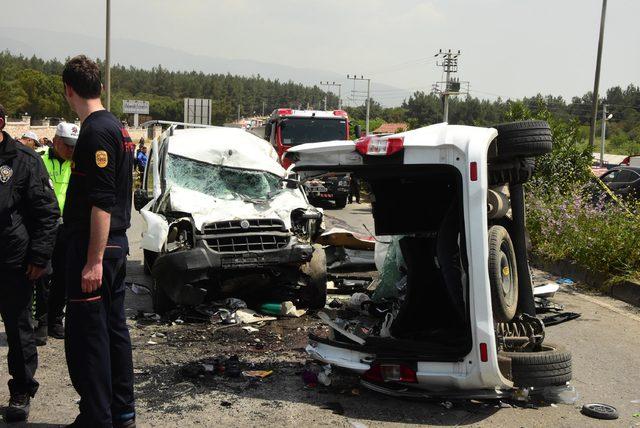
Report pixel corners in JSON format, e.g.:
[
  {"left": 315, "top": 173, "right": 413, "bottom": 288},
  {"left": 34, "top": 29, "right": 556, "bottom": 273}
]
[
  {"left": 320, "top": 81, "right": 343, "bottom": 110},
  {"left": 262, "top": 100, "right": 266, "bottom": 116},
  {"left": 105, "top": 0, "right": 111, "bottom": 111},
  {"left": 433, "top": 49, "right": 462, "bottom": 123},
  {"left": 600, "top": 104, "right": 607, "bottom": 166},
  {"left": 589, "top": 0, "right": 608, "bottom": 151},
  {"left": 347, "top": 75, "right": 371, "bottom": 135}
]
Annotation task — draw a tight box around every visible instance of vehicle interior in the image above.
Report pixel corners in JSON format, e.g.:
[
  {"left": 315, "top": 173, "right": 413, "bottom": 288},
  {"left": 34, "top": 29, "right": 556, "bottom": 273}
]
[{"left": 314, "top": 164, "right": 473, "bottom": 361}]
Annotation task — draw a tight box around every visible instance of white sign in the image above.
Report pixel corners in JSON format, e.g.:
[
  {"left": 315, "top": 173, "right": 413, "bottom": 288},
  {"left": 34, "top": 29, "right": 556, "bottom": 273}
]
[
  {"left": 184, "top": 98, "right": 212, "bottom": 125},
  {"left": 123, "top": 100, "right": 149, "bottom": 114}
]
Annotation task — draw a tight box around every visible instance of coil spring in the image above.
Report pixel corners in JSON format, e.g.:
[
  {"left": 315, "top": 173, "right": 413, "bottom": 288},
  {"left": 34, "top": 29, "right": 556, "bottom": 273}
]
[{"left": 495, "top": 314, "right": 545, "bottom": 340}]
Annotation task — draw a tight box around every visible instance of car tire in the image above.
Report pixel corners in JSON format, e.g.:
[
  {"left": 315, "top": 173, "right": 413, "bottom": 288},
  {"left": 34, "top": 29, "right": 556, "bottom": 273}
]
[
  {"left": 143, "top": 250, "right": 158, "bottom": 275},
  {"left": 151, "top": 277, "right": 175, "bottom": 314},
  {"left": 488, "top": 157, "right": 536, "bottom": 186},
  {"left": 300, "top": 245, "right": 328, "bottom": 309},
  {"left": 500, "top": 343, "right": 572, "bottom": 387},
  {"left": 334, "top": 196, "right": 347, "bottom": 209},
  {"left": 488, "top": 225, "right": 518, "bottom": 322},
  {"left": 493, "top": 120, "right": 553, "bottom": 158}
]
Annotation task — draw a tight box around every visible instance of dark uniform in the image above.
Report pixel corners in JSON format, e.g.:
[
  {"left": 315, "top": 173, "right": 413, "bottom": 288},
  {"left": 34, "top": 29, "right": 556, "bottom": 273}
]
[
  {"left": 0, "top": 131, "right": 59, "bottom": 400},
  {"left": 63, "top": 110, "right": 136, "bottom": 427}
]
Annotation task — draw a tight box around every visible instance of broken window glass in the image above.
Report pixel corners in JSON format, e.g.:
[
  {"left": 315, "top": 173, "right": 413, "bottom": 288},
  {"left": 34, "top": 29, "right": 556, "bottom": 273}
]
[{"left": 165, "top": 154, "right": 282, "bottom": 201}]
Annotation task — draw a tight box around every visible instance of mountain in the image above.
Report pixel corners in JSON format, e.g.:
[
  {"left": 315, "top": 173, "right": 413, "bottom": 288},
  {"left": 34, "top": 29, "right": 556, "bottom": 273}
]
[{"left": 0, "top": 27, "right": 409, "bottom": 106}]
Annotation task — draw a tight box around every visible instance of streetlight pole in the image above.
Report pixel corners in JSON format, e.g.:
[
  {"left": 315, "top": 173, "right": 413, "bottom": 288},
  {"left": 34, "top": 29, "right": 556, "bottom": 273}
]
[
  {"left": 105, "top": 0, "right": 111, "bottom": 111},
  {"left": 589, "top": 0, "right": 608, "bottom": 151}
]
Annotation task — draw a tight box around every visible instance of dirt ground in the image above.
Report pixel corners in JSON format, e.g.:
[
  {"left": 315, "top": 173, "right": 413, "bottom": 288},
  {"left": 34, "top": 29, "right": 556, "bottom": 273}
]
[{"left": 1, "top": 204, "right": 640, "bottom": 427}]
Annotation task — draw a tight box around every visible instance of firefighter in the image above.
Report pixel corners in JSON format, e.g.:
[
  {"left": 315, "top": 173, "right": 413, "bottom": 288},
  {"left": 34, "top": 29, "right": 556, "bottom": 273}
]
[
  {"left": 0, "top": 103, "right": 59, "bottom": 422},
  {"left": 33, "top": 122, "right": 78, "bottom": 345},
  {"left": 61, "top": 55, "right": 136, "bottom": 427}
]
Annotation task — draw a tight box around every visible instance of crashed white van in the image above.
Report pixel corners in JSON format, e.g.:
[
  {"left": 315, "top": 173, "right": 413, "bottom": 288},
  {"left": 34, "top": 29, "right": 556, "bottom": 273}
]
[
  {"left": 286, "top": 121, "right": 572, "bottom": 399},
  {"left": 134, "top": 125, "right": 326, "bottom": 312}
]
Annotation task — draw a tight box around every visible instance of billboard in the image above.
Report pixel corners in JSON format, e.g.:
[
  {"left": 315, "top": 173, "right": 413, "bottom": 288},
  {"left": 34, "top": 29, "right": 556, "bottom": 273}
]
[
  {"left": 123, "top": 100, "right": 149, "bottom": 114},
  {"left": 184, "top": 98, "right": 212, "bottom": 125}
]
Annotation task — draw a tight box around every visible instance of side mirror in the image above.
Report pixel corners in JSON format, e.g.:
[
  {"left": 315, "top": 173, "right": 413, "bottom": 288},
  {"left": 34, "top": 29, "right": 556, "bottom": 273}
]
[
  {"left": 264, "top": 123, "right": 272, "bottom": 140},
  {"left": 354, "top": 124, "right": 362, "bottom": 139},
  {"left": 134, "top": 188, "right": 153, "bottom": 211}
]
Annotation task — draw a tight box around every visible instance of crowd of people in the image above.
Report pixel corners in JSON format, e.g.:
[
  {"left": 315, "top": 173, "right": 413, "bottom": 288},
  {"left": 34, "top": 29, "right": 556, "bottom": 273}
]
[{"left": 0, "top": 55, "right": 137, "bottom": 427}]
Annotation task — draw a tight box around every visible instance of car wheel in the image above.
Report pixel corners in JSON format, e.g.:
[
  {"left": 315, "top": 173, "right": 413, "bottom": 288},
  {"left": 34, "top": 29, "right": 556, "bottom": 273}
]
[
  {"left": 143, "top": 250, "right": 158, "bottom": 275},
  {"left": 300, "top": 245, "right": 327, "bottom": 309},
  {"left": 334, "top": 196, "right": 347, "bottom": 209},
  {"left": 488, "top": 157, "right": 535, "bottom": 186},
  {"left": 493, "top": 120, "right": 553, "bottom": 158},
  {"left": 499, "top": 343, "right": 572, "bottom": 387},
  {"left": 488, "top": 225, "right": 518, "bottom": 322},
  {"left": 151, "top": 277, "right": 175, "bottom": 314}
]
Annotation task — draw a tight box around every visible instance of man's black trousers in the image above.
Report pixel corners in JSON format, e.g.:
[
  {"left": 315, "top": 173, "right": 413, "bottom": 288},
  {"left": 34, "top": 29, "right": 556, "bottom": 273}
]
[
  {"left": 0, "top": 269, "right": 38, "bottom": 396},
  {"left": 64, "top": 231, "right": 135, "bottom": 427}
]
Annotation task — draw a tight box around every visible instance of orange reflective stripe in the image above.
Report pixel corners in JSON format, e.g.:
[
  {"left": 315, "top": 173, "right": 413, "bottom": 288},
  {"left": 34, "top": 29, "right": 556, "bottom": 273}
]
[{"left": 69, "top": 296, "right": 102, "bottom": 303}]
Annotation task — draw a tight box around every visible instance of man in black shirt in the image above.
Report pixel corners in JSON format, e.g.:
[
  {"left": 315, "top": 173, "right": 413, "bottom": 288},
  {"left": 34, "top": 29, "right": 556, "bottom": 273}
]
[
  {"left": 61, "top": 55, "right": 136, "bottom": 428},
  {"left": 0, "top": 103, "right": 59, "bottom": 422}
]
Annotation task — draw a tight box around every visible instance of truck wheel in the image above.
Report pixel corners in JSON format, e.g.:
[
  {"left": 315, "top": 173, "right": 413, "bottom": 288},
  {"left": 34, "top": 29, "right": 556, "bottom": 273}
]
[
  {"left": 493, "top": 120, "right": 553, "bottom": 159},
  {"left": 151, "top": 277, "right": 175, "bottom": 314},
  {"left": 300, "top": 245, "right": 327, "bottom": 309},
  {"left": 488, "top": 225, "right": 518, "bottom": 322},
  {"left": 334, "top": 196, "right": 347, "bottom": 209},
  {"left": 143, "top": 250, "right": 158, "bottom": 275},
  {"left": 488, "top": 158, "right": 535, "bottom": 185},
  {"left": 499, "top": 343, "right": 572, "bottom": 387}
]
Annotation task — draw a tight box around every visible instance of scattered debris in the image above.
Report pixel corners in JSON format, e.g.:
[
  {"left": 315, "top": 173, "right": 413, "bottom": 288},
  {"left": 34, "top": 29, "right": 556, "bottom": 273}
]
[
  {"left": 317, "top": 365, "right": 332, "bottom": 386},
  {"left": 533, "top": 283, "right": 560, "bottom": 298},
  {"left": 538, "top": 384, "right": 579, "bottom": 405},
  {"left": 242, "top": 326, "right": 259, "bottom": 333},
  {"left": 147, "top": 340, "right": 158, "bottom": 345},
  {"left": 235, "top": 309, "right": 277, "bottom": 324},
  {"left": 220, "top": 401, "right": 233, "bottom": 408},
  {"left": 128, "top": 282, "right": 151, "bottom": 295},
  {"left": 242, "top": 370, "right": 273, "bottom": 379},
  {"left": 556, "top": 278, "right": 575, "bottom": 285},
  {"left": 541, "top": 312, "right": 581, "bottom": 326},
  {"left": 581, "top": 403, "right": 619, "bottom": 420},
  {"left": 316, "top": 228, "right": 375, "bottom": 251},
  {"left": 440, "top": 401, "right": 453, "bottom": 409}
]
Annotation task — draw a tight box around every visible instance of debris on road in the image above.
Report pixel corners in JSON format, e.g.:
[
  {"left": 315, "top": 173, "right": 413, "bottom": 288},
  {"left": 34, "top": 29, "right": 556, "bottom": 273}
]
[{"left": 581, "top": 403, "right": 619, "bottom": 420}]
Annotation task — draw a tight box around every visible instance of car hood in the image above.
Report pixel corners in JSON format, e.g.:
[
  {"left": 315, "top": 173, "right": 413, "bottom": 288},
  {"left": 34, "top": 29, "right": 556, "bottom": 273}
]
[{"left": 167, "top": 185, "right": 310, "bottom": 231}]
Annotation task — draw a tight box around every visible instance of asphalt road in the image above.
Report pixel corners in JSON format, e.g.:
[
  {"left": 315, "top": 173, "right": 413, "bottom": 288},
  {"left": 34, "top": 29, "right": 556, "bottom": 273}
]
[{"left": 1, "top": 203, "right": 639, "bottom": 427}]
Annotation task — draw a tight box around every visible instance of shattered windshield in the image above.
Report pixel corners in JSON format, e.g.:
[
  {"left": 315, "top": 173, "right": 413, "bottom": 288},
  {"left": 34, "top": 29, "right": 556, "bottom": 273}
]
[
  {"left": 280, "top": 118, "right": 347, "bottom": 146},
  {"left": 165, "top": 154, "right": 282, "bottom": 201}
]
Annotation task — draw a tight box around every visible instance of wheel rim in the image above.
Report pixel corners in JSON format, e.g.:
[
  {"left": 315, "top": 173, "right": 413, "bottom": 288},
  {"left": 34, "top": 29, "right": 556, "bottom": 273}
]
[{"left": 499, "top": 244, "right": 516, "bottom": 306}]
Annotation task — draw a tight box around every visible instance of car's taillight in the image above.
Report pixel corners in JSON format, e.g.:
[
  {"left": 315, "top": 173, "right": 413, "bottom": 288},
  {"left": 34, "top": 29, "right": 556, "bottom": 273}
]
[
  {"left": 333, "top": 109, "right": 348, "bottom": 118},
  {"left": 355, "top": 136, "right": 404, "bottom": 156},
  {"left": 277, "top": 108, "right": 293, "bottom": 116},
  {"left": 362, "top": 363, "right": 417, "bottom": 383}
]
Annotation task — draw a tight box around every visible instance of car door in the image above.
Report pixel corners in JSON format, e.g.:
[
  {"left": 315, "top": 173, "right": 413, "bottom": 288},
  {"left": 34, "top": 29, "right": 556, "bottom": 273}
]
[{"left": 615, "top": 170, "right": 640, "bottom": 199}]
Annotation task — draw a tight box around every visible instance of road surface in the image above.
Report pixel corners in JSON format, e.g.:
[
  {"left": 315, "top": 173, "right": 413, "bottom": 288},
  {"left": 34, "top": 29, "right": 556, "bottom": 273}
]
[{"left": 1, "top": 203, "right": 639, "bottom": 427}]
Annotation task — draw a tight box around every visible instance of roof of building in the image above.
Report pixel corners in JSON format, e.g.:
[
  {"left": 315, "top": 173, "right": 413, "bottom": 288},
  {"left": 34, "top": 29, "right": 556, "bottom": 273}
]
[{"left": 374, "top": 123, "right": 409, "bottom": 134}]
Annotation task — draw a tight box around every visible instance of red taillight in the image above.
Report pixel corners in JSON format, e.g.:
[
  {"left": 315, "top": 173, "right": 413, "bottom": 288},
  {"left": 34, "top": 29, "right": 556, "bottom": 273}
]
[
  {"left": 480, "top": 342, "right": 488, "bottom": 362},
  {"left": 333, "top": 109, "right": 348, "bottom": 118},
  {"left": 277, "top": 108, "right": 293, "bottom": 116},
  {"left": 362, "top": 363, "right": 417, "bottom": 384},
  {"left": 621, "top": 156, "right": 630, "bottom": 165},
  {"left": 355, "top": 136, "right": 404, "bottom": 156},
  {"left": 470, "top": 161, "right": 478, "bottom": 181}
]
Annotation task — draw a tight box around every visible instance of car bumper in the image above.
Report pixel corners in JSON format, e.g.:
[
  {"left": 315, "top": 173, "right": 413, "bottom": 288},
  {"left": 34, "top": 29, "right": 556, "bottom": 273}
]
[{"left": 152, "top": 240, "right": 314, "bottom": 306}]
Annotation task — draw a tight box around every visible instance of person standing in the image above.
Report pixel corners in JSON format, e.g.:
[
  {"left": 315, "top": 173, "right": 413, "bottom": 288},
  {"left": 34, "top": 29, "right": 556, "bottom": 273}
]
[
  {"left": 61, "top": 55, "right": 136, "bottom": 427},
  {"left": 33, "top": 122, "right": 78, "bottom": 345},
  {"left": 136, "top": 145, "right": 148, "bottom": 174},
  {"left": 0, "top": 103, "right": 59, "bottom": 422},
  {"left": 17, "top": 131, "right": 40, "bottom": 151},
  {"left": 348, "top": 174, "right": 361, "bottom": 204}
]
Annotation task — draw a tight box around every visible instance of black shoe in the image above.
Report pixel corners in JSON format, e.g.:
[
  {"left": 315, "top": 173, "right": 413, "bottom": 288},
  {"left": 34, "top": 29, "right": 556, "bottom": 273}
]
[
  {"left": 114, "top": 418, "right": 136, "bottom": 428},
  {"left": 35, "top": 324, "right": 48, "bottom": 346},
  {"left": 6, "top": 393, "right": 30, "bottom": 422},
  {"left": 48, "top": 322, "right": 65, "bottom": 339}
]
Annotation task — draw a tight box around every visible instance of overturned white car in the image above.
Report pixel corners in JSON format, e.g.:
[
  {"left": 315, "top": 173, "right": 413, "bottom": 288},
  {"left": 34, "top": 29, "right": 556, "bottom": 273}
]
[{"left": 134, "top": 125, "right": 326, "bottom": 313}]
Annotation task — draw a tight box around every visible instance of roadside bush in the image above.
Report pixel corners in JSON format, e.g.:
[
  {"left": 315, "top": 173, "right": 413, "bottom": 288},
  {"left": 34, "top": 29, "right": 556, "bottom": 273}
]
[{"left": 505, "top": 102, "right": 640, "bottom": 282}]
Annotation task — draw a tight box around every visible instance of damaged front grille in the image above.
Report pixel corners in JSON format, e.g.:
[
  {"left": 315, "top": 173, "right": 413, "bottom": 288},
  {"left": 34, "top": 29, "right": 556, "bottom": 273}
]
[{"left": 202, "top": 219, "right": 290, "bottom": 253}]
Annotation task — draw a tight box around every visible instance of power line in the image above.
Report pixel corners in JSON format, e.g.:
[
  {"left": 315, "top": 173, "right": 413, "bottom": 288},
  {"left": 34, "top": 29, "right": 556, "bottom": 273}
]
[
  {"left": 347, "top": 74, "right": 372, "bottom": 134},
  {"left": 431, "top": 49, "right": 468, "bottom": 122}
]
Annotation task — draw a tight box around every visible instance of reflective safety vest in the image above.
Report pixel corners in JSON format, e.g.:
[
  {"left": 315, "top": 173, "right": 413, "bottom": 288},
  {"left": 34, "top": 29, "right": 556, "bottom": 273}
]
[{"left": 41, "top": 148, "right": 72, "bottom": 214}]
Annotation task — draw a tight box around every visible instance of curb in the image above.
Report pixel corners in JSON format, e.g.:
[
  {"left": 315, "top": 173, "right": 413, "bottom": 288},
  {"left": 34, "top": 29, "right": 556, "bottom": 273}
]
[{"left": 531, "top": 256, "right": 640, "bottom": 308}]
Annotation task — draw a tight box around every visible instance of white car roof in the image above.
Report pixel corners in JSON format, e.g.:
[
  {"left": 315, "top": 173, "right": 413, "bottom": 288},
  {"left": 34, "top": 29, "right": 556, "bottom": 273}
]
[{"left": 167, "top": 127, "right": 285, "bottom": 177}]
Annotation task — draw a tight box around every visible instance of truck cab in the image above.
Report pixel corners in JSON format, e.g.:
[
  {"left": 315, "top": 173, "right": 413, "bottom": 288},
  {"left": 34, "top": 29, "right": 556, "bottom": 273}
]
[{"left": 265, "top": 109, "right": 353, "bottom": 208}]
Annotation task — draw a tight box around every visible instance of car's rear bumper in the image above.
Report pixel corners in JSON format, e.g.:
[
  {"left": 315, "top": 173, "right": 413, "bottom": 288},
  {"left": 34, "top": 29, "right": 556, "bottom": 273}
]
[{"left": 152, "top": 240, "right": 313, "bottom": 306}]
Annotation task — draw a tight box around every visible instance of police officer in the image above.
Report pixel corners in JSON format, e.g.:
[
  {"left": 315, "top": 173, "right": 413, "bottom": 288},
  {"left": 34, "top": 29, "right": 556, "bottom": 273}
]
[
  {"left": 33, "top": 122, "right": 78, "bottom": 345},
  {"left": 61, "top": 56, "right": 136, "bottom": 427},
  {"left": 0, "top": 103, "right": 59, "bottom": 422}
]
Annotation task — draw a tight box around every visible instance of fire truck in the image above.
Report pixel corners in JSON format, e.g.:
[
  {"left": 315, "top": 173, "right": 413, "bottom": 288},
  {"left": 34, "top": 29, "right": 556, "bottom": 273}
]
[{"left": 264, "top": 108, "right": 358, "bottom": 208}]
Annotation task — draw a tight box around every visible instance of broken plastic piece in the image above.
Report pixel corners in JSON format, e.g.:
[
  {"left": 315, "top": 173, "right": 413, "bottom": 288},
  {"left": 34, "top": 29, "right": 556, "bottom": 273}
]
[
  {"left": 316, "top": 228, "right": 375, "bottom": 251},
  {"left": 317, "top": 312, "right": 366, "bottom": 345},
  {"left": 235, "top": 309, "right": 277, "bottom": 324},
  {"left": 242, "top": 370, "right": 273, "bottom": 379},
  {"left": 556, "top": 278, "right": 574, "bottom": 285},
  {"left": 540, "top": 384, "right": 578, "bottom": 405},
  {"left": 533, "top": 283, "right": 560, "bottom": 298}
]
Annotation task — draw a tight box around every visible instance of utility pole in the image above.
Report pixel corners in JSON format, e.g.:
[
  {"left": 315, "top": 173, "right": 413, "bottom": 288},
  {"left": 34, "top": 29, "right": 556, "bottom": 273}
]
[
  {"left": 105, "top": 0, "right": 111, "bottom": 111},
  {"left": 589, "top": 0, "right": 608, "bottom": 151},
  {"left": 237, "top": 104, "right": 241, "bottom": 122},
  {"left": 433, "top": 49, "right": 462, "bottom": 122},
  {"left": 320, "top": 81, "right": 343, "bottom": 110},
  {"left": 600, "top": 104, "right": 609, "bottom": 166},
  {"left": 347, "top": 75, "right": 371, "bottom": 135},
  {"left": 262, "top": 100, "right": 266, "bottom": 116}
]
